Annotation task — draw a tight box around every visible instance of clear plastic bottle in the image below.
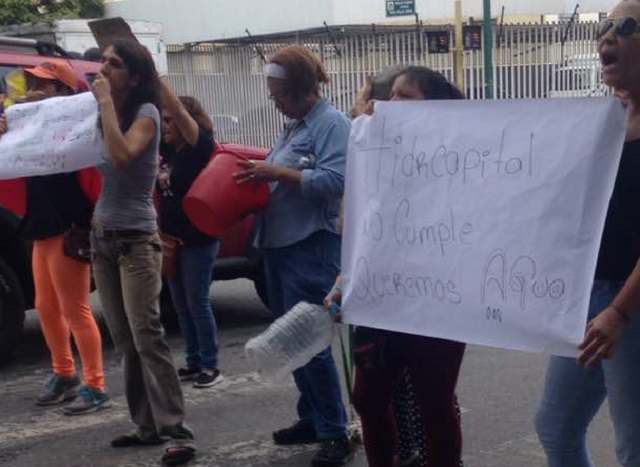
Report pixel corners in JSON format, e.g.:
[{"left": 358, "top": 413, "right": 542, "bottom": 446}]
[{"left": 245, "top": 301, "right": 336, "bottom": 383}]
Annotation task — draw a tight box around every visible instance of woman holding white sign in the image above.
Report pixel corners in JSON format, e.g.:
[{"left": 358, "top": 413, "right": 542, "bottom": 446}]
[
  {"left": 0, "top": 61, "right": 110, "bottom": 415},
  {"left": 90, "top": 40, "right": 196, "bottom": 467},
  {"left": 535, "top": 2, "right": 640, "bottom": 466},
  {"left": 329, "top": 66, "right": 467, "bottom": 467}
]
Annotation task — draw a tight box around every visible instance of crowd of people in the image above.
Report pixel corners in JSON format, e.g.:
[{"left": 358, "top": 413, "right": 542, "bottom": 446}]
[{"left": 0, "top": 0, "right": 638, "bottom": 466}]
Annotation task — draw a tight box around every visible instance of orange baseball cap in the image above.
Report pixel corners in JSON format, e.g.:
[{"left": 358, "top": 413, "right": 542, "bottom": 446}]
[{"left": 24, "top": 60, "right": 78, "bottom": 93}]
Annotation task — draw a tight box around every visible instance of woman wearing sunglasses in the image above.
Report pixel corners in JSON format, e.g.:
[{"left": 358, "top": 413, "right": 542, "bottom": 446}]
[{"left": 535, "top": 2, "right": 640, "bottom": 467}]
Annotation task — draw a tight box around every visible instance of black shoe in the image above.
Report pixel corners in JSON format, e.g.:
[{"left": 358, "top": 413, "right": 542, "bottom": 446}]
[
  {"left": 311, "top": 436, "right": 354, "bottom": 467},
  {"left": 177, "top": 367, "right": 200, "bottom": 382},
  {"left": 193, "top": 369, "right": 224, "bottom": 389},
  {"left": 273, "top": 420, "right": 318, "bottom": 445}
]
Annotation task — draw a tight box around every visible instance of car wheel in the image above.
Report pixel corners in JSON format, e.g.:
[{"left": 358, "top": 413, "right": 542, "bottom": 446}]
[
  {"left": 0, "top": 258, "right": 26, "bottom": 366},
  {"left": 253, "top": 259, "right": 269, "bottom": 309}
]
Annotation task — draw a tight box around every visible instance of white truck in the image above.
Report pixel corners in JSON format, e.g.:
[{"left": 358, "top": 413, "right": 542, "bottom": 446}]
[{"left": 0, "top": 19, "right": 168, "bottom": 75}]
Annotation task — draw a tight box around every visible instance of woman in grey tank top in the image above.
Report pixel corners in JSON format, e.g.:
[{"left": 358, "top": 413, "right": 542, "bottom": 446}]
[{"left": 90, "top": 39, "right": 196, "bottom": 467}]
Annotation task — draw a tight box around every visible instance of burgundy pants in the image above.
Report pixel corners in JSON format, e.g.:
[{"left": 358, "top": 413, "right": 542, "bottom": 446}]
[{"left": 353, "top": 333, "right": 466, "bottom": 467}]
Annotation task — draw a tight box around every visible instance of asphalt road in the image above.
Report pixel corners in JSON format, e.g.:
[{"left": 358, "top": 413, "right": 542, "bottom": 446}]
[{"left": 0, "top": 279, "right": 618, "bottom": 467}]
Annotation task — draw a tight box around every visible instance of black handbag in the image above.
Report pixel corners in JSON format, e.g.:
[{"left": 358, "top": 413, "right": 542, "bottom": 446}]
[{"left": 63, "top": 225, "right": 92, "bottom": 263}]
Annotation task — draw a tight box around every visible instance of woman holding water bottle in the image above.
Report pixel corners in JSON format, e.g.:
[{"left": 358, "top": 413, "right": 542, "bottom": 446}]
[{"left": 235, "top": 45, "right": 353, "bottom": 467}]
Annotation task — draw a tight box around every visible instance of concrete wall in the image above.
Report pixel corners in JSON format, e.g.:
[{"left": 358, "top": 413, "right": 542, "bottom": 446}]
[{"left": 106, "top": 0, "right": 617, "bottom": 44}]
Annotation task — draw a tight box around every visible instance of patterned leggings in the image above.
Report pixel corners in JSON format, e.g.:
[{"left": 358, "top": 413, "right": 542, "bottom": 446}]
[{"left": 394, "top": 370, "right": 464, "bottom": 467}]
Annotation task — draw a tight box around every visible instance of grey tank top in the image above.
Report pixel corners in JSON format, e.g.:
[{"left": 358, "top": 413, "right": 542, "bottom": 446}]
[{"left": 94, "top": 103, "right": 160, "bottom": 233}]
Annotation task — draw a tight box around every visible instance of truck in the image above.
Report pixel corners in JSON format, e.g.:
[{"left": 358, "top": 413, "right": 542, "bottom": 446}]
[
  {"left": 0, "top": 19, "right": 168, "bottom": 75},
  {"left": 0, "top": 37, "right": 268, "bottom": 364}
]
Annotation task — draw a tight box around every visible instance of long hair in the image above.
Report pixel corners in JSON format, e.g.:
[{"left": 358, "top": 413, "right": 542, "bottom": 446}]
[
  {"left": 110, "top": 39, "right": 162, "bottom": 131},
  {"left": 397, "top": 66, "right": 465, "bottom": 100},
  {"left": 179, "top": 95, "right": 214, "bottom": 138}
]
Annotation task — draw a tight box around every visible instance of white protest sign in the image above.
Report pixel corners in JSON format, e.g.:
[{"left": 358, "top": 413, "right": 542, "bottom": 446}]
[
  {"left": 341, "top": 98, "right": 627, "bottom": 357},
  {"left": 0, "top": 92, "right": 106, "bottom": 179}
]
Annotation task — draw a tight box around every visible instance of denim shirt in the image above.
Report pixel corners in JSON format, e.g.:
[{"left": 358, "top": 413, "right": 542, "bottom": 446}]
[{"left": 260, "top": 98, "right": 349, "bottom": 249}]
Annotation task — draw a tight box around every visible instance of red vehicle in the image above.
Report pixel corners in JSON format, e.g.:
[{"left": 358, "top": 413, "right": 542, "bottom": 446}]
[{"left": 0, "top": 37, "right": 269, "bottom": 364}]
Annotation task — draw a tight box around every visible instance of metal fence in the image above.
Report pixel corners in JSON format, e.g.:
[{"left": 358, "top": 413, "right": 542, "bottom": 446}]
[{"left": 166, "top": 21, "right": 602, "bottom": 148}]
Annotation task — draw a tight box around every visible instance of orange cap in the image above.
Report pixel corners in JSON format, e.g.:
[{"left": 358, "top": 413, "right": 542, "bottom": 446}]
[{"left": 24, "top": 60, "right": 78, "bottom": 93}]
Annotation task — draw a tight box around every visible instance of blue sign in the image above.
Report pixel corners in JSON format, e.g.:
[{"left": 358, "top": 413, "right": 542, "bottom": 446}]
[{"left": 386, "top": 0, "right": 415, "bottom": 17}]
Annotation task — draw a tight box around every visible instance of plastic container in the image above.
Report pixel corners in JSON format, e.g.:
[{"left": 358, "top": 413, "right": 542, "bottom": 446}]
[
  {"left": 245, "top": 301, "right": 336, "bottom": 384},
  {"left": 183, "top": 151, "right": 270, "bottom": 237}
]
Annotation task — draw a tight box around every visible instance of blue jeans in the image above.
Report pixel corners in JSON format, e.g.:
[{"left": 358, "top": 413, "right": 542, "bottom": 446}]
[
  {"left": 167, "top": 242, "right": 219, "bottom": 371},
  {"left": 262, "top": 230, "right": 348, "bottom": 439},
  {"left": 535, "top": 280, "right": 640, "bottom": 467}
]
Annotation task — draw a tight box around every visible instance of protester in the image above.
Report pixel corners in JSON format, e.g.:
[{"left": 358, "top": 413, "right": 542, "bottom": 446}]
[
  {"left": 234, "top": 45, "right": 353, "bottom": 467},
  {"left": 535, "top": 2, "right": 640, "bottom": 466},
  {"left": 0, "top": 61, "right": 110, "bottom": 414},
  {"left": 90, "top": 40, "right": 195, "bottom": 466},
  {"left": 348, "top": 65, "right": 464, "bottom": 467},
  {"left": 158, "top": 83, "right": 223, "bottom": 389},
  {"left": 327, "top": 66, "right": 466, "bottom": 467}
]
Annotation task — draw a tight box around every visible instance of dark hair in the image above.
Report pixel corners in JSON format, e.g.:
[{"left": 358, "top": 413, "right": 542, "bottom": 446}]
[
  {"left": 396, "top": 66, "right": 465, "bottom": 100},
  {"left": 178, "top": 95, "right": 214, "bottom": 138},
  {"left": 110, "top": 39, "right": 162, "bottom": 131},
  {"left": 371, "top": 65, "right": 410, "bottom": 101},
  {"left": 270, "top": 45, "right": 330, "bottom": 101}
]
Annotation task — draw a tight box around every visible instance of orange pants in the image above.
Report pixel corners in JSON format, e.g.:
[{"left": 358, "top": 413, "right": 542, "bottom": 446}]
[{"left": 32, "top": 235, "right": 105, "bottom": 391}]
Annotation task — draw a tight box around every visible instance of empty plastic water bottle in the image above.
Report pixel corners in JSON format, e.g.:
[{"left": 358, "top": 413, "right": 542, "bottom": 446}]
[{"left": 245, "top": 301, "right": 336, "bottom": 384}]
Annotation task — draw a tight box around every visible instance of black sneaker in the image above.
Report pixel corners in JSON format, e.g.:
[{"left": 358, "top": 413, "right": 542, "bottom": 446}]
[
  {"left": 177, "top": 367, "right": 200, "bottom": 382},
  {"left": 311, "top": 436, "right": 354, "bottom": 467},
  {"left": 193, "top": 369, "right": 224, "bottom": 389},
  {"left": 273, "top": 420, "right": 318, "bottom": 445},
  {"left": 36, "top": 374, "right": 81, "bottom": 406}
]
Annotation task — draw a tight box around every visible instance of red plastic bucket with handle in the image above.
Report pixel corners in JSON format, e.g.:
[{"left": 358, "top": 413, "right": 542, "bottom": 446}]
[{"left": 183, "top": 151, "right": 270, "bottom": 237}]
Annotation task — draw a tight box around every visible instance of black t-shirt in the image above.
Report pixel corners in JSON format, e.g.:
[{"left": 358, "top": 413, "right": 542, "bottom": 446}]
[
  {"left": 20, "top": 173, "right": 92, "bottom": 240},
  {"left": 595, "top": 138, "right": 640, "bottom": 280},
  {"left": 159, "top": 129, "right": 215, "bottom": 246}
]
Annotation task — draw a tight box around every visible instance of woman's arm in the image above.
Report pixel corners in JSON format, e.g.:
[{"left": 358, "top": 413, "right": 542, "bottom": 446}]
[
  {"left": 92, "top": 72, "right": 157, "bottom": 169},
  {"left": 159, "top": 78, "right": 199, "bottom": 146},
  {"left": 578, "top": 259, "right": 640, "bottom": 367}
]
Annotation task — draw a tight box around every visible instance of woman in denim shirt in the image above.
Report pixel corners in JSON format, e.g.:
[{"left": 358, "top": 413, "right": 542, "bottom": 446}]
[{"left": 235, "top": 45, "right": 353, "bottom": 467}]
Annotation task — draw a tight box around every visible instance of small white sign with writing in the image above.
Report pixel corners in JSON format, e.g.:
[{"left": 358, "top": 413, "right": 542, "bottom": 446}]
[
  {"left": 341, "top": 98, "right": 627, "bottom": 357},
  {"left": 0, "top": 92, "right": 106, "bottom": 179}
]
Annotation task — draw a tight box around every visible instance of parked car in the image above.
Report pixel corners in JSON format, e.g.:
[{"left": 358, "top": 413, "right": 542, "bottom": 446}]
[{"left": 0, "top": 37, "right": 269, "bottom": 364}]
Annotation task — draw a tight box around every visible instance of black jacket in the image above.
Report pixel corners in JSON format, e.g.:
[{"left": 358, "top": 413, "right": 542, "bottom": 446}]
[{"left": 19, "top": 173, "right": 93, "bottom": 240}]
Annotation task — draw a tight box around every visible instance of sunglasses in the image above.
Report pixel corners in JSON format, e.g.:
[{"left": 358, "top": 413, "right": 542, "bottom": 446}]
[{"left": 597, "top": 16, "right": 640, "bottom": 40}]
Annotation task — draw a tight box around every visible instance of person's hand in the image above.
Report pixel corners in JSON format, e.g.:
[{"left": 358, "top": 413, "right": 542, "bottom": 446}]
[
  {"left": 234, "top": 159, "right": 280, "bottom": 184},
  {"left": 350, "top": 76, "right": 374, "bottom": 119},
  {"left": 91, "top": 72, "right": 112, "bottom": 104},
  {"left": 0, "top": 115, "right": 7, "bottom": 137},
  {"left": 158, "top": 169, "right": 170, "bottom": 190},
  {"left": 324, "top": 275, "right": 343, "bottom": 322},
  {"left": 577, "top": 306, "right": 629, "bottom": 368}
]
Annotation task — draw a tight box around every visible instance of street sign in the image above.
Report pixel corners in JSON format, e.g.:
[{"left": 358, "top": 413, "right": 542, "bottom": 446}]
[{"left": 386, "top": 0, "right": 415, "bottom": 17}]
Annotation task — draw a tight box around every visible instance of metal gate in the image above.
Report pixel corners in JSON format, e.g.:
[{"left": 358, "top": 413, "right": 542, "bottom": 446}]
[{"left": 167, "top": 21, "right": 601, "bottom": 148}]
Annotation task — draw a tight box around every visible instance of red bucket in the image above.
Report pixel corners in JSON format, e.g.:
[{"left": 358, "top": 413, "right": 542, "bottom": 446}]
[{"left": 184, "top": 151, "right": 270, "bottom": 237}]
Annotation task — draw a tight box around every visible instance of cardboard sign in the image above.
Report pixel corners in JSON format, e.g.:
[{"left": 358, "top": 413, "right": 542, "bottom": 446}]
[{"left": 88, "top": 17, "right": 138, "bottom": 51}]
